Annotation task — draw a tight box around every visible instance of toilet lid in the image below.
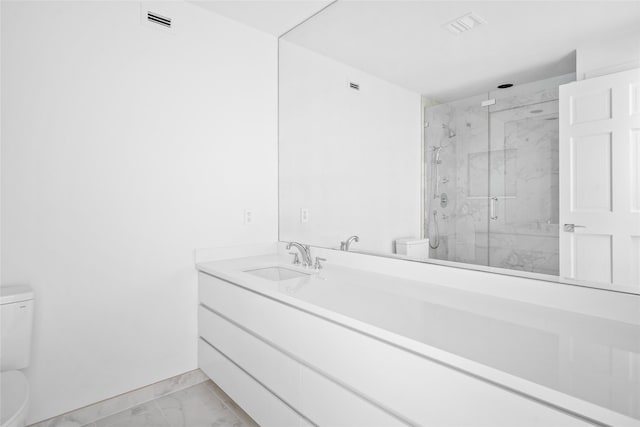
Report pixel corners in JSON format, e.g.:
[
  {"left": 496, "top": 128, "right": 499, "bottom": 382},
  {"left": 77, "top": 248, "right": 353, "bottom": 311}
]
[{"left": 1, "top": 370, "right": 29, "bottom": 425}]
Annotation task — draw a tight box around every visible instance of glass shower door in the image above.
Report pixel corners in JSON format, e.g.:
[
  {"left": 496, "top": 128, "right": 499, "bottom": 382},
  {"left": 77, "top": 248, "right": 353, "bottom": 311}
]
[{"left": 487, "top": 97, "right": 561, "bottom": 275}]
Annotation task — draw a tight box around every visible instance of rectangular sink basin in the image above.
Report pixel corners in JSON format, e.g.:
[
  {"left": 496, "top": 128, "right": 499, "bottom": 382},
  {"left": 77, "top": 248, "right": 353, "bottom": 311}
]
[{"left": 244, "top": 266, "right": 310, "bottom": 281}]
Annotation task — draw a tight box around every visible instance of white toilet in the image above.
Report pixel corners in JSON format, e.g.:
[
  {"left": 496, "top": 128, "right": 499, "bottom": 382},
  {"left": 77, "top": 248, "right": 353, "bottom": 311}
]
[
  {"left": 395, "top": 237, "right": 430, "bottom": 261},
  {"left": 1, "top": 285, "right": 34, "bottom": 427}
]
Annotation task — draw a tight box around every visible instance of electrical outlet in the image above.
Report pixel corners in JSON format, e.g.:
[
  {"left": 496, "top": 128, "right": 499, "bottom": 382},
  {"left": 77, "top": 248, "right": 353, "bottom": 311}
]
[
  {"left": 300, "top": 208, "right": 309, "bottom": 223},
  {"left": 244, "top": 209, "right": 253, "bottom": 225}
]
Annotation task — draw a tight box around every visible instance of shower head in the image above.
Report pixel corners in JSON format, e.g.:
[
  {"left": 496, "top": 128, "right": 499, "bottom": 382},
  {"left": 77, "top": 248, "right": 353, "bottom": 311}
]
[{"left": 442, "top": 123, "right": 456, "bottom": 138}]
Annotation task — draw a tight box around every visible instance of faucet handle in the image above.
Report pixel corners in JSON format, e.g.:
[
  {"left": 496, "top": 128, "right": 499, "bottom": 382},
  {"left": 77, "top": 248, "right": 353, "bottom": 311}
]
[
  {"left": 289, "top": 252, "right": 300, "bottom": 265},
  {"left": 314, "top": 256, "right": 327, "bottom": 270}
]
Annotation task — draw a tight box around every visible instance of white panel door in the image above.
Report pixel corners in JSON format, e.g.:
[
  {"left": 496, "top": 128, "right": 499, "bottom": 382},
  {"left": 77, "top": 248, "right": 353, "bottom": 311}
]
[{"left": 560, "top": 68, "right": 640, "bottom": 290}]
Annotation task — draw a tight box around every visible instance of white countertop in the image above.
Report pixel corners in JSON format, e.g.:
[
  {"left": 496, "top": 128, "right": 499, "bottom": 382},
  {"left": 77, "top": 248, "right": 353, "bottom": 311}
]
[{"left": 197, "top": 253, "right": 640, "bottom": 426}]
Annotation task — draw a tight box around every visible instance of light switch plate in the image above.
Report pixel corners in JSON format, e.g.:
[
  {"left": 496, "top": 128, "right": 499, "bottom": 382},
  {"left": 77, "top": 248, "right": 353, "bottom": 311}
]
[{"left": 244, "top": 209, "right": 253, "bottom": 225}]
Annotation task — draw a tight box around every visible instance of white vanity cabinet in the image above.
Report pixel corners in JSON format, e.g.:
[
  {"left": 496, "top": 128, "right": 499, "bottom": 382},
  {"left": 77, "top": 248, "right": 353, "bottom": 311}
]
[
  {"left": 198, "top": 272, "right": 402, "bottom": 426},
  {"left": 197, "top": 271, "right": 594, "bottom": 427}
]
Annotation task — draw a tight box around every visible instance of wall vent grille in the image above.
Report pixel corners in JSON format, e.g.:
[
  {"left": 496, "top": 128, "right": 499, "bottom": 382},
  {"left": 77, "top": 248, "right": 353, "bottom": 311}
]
[
  {"left": 349, "top": 82, "right": 360, "bottom": 91},
  {"left": 147, "top": 12, "right": 171, "bottom": 28},
  {"left": 443, "top": 12, "right": 485, "bottom": 35}
]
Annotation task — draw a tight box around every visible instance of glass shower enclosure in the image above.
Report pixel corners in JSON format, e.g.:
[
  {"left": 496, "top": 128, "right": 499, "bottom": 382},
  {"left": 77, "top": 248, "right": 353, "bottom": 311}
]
[{"left": 423, "top": 74, "right": 573, "bottom": 276}]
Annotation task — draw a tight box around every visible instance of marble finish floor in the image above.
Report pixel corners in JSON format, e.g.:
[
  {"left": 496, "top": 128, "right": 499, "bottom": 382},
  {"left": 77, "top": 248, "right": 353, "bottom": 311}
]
[{"left": 79, "top": 381, "right": 257, "bottom": 427}]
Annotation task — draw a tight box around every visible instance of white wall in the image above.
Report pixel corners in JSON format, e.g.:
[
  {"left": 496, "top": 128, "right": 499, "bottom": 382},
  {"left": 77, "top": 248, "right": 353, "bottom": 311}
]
[
  {"left": 1, "top": 1, "right": 278, "bottom": 423},
  {"left": 279, "top": 40, "right": 422, "bottom": 254},
  {"left": 576, "top": 30, "right": 640, "bottom": 80}
]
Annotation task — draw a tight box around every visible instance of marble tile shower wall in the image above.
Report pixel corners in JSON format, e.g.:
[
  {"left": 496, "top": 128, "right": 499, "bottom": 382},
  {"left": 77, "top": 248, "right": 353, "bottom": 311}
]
[
  {"left": 453, "top": 94, "right": 492, "bottom": 267},
  {"left": 424, "top": 74, "right": 574, "bottom": 275}
]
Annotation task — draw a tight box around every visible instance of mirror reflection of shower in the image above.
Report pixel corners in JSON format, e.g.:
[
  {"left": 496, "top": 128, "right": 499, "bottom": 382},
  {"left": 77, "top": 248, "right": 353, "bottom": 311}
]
[
  {"left": 426, "top": 123, "right": 454, "bottom": 249},
  {"left": 423, "top": 73, "right": 569, "bottom": 274}
]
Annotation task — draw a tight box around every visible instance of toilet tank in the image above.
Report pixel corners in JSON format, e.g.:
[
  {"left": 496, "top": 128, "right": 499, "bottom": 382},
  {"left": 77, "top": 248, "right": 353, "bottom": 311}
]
[{"left": 1, "top": 285, "right": 34, "bottom": 371}]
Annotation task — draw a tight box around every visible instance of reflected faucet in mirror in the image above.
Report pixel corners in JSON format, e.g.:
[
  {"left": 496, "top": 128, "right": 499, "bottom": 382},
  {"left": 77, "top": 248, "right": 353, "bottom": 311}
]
[
  {"left": 340, "top": 235, "right": 359, "bottom": 251},
  {"left": 286, "top": 241, "right": 312, "bottom": 267}
]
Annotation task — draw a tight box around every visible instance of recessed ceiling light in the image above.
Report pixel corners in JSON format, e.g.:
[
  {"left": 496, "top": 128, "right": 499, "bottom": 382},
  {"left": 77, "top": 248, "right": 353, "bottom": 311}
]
[
  {"left": 443, "top": 12, "right": 486, "bottom": 35},
  {"left": 497, "top": 83, "right": 514, "bottom": 89}
]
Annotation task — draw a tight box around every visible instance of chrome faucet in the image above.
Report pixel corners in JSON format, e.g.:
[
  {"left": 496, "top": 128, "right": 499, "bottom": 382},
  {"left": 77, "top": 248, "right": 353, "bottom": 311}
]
[
  {"left": 340, "top": 235, "right": 359, "bottom": 251},
  {"left": 286, "top": 242, "right": 312, "bottom": 267}
]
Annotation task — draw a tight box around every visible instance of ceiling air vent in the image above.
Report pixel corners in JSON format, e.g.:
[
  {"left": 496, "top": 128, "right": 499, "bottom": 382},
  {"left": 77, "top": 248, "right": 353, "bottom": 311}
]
[
  {"left": 443, "top": 12, "right": 485, "bottom": 35},
  {"left": 147, "top": 12, "right": 171, "bottom": 28},
  {"left": 349, "top": 82, "right": 360, "bottom": 91}
]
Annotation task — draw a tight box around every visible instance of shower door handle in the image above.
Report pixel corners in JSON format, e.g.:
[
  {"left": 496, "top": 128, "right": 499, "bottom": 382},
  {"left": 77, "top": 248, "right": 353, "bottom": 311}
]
[{"left": 490, "top": 197, "right": 498, "bottom": 220}]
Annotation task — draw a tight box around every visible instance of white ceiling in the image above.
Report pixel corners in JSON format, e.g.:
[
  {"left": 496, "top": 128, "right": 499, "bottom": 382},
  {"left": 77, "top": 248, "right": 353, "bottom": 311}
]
[
  {"left": 191, "top": 1, "right": 332, "bottom": 36},
  {"left": 281, "top": 1, "right": 640, "bottom": 101}
]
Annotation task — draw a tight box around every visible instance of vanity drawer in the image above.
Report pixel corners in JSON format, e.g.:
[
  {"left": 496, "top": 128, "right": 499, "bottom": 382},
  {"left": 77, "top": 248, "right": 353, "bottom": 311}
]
[
  {"left": 199, "top": 272, "right": 296, "bottom": 349},
  {"left": 290, "top": 306, "right": 591, "bottom": 427},
  {"left": 199, "top": 305, "right": 303, "bottom": 413},
  {"left": 198, "top": 272, "right": 590, "bottom": 426},
  {"left": 199, "top": 304, "right": 405, "bottom": 426},
  {"left": 198, "top": 338, "right": 310, "bottom": 427}
]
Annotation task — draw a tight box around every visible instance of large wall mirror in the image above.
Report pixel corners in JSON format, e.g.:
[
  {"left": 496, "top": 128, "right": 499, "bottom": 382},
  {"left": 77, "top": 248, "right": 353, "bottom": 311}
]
[{"left": 278, "top": 1, "right": 640, "bottom": 293}]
